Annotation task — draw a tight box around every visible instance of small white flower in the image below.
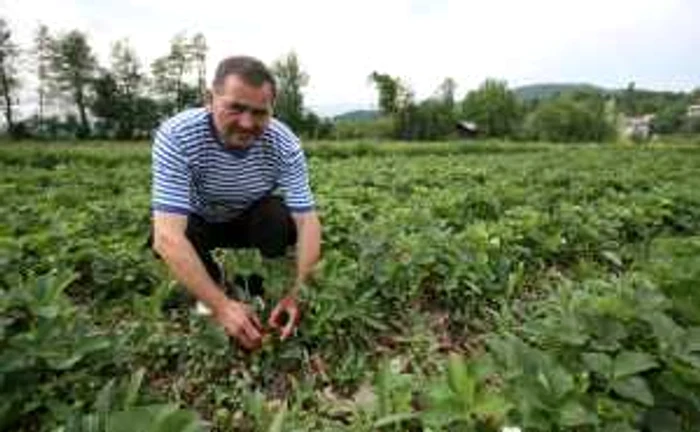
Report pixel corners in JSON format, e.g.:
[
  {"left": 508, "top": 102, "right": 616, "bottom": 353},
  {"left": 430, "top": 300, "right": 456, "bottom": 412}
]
[
  {"left": 502, "top": 427, "right": 522, "bottom": 432},
  {"left": 195, "top": 301, "right": 212, "bottom": 316}
]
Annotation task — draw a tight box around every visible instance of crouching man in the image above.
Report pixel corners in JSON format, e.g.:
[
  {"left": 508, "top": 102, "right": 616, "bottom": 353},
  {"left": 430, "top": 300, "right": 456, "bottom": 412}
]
[{"left": 149, "top": 55, "right": 321, "bottom": 351}]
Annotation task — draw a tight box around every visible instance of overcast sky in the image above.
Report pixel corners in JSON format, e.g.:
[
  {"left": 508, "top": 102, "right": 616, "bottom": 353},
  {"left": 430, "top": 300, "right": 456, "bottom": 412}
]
[{"left": 3, "top": 0, "right": 699, "bottom": 116}]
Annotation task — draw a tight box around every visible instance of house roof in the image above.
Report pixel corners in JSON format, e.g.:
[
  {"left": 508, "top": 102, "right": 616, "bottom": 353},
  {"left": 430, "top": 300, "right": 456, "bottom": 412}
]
[{"left": 456, "top": 120, "right": 478, "bottom": 131}]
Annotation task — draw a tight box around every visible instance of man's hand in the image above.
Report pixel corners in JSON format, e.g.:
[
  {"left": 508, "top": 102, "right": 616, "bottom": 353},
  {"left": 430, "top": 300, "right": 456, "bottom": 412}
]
[
  {"left": 268, "top": 295, "right": 301, "bottom": 340},
  {"left": 213, "top": 299, "right": 264, "bottom": 351}
]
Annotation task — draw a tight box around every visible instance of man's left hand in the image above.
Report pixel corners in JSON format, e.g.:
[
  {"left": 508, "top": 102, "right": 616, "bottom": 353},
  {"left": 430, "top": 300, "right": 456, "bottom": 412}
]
[{"left": 268, "top": 294, "right": 301, "bottom": 340}]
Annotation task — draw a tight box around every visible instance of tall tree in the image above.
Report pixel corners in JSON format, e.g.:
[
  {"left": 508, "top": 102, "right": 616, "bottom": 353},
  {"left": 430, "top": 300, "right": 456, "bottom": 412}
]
[
  {"left": 691, "top": 88, "right": 700, "bottom": 104},
  {"left": 111, "top": 39, "right": 144, "bottom": 137},
  {"left": 525, "top": 90, "right": 615, "bottom": 142},
  {"left": 461, "top": 79, "right": 522, "bottom": 138},
  {"left": 436, "top": 77, "right": 457, "bottom": 109},
  {"left": 33, "top": 24, "right": 52, "bottom": 130},
  {"left": 151, "top": 33, "right": 200, "bottom": 114},
  {"left": 49, "top": 30, "right": 98, "bottom": 137},
  {"left": 271, "top": 51, "right": 308, "bottom": 131},
  {"left": 0, "top": 18, "right": 20, "bottom": 135},
  {"left": 91, "top": 39, "right": 155, "bottom": 139},
  {"left": 190, "top": 33, "right": 207, "bottom": 103},
  {"left": 369, "top": 71, "right": 402, "bottom": 115},
  {"left": 622, "top": 81, "right": 638, "bottom": 115},
  {"left": 111, "top": 39, "right": 143, "bottom": 101}
]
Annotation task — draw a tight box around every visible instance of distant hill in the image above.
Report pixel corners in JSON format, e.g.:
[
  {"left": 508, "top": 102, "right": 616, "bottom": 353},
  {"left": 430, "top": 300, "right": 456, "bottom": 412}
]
[
  {"left": 333, "top": 109, "right": 381, "bottom": 122},
  {"left": 514, "top": 83, "right": 610, "bottom": 101}
]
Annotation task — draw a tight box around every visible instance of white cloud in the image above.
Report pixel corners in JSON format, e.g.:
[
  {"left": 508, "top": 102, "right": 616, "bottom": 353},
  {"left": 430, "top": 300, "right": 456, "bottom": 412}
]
[{"left": 2, "top": 0, "right": 698, "bottom": 117}]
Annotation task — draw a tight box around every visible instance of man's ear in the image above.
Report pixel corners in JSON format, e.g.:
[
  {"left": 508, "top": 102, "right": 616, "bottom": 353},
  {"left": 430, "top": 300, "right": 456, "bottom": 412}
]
[{"left": 203, "top": 89, "right": 213, "bottom": 108}]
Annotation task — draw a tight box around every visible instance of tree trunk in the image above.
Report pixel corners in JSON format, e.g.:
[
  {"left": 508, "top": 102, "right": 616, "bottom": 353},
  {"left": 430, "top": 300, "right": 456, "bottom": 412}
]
[
  {"left": 38, "top": 88, "right": 45, "bottom": 131},
  {"left": 75, "top": 86, "right": 89, "bottom": 138},
  {"left": 0, "top": 61, "right": 14, "bottom": 134}
]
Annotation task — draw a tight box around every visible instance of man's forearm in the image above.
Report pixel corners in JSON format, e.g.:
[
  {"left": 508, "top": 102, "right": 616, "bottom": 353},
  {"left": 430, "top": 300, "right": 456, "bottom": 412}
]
[
  {"left": 292, "top": 215, "right": 322, "bottom": 295},
  {"left": 155, "top": 234, "right": 229, "bottom": 310}
]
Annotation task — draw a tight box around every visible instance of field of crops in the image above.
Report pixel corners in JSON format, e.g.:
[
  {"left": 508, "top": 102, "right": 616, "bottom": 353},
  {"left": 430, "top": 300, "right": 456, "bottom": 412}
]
[{"left": 2, "top": 141, "right": 700, "bottom": 431}]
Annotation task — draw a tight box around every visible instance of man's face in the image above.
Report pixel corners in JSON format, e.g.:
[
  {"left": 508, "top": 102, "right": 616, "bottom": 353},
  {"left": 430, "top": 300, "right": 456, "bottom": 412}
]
[{"left": 209, "top": 74, "right": 274, "bottom": 149}]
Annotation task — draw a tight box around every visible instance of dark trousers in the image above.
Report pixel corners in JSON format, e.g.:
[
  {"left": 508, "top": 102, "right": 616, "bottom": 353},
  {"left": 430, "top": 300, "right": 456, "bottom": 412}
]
[{"left": 148, "top": 195, "right": 297, "bottom": 284}]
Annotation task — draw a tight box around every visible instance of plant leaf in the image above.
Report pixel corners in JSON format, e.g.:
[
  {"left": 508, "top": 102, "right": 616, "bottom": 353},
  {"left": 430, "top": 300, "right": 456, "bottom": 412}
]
[
  {"left": 612, "top": 377, "right": 654, "bottom": 406},
  {"left": 447, "top": 353, "right": 474, "bottom": 405},
  {"left": 373, "top": 412, "right": 421, "bottom": 428},
  {"left": 613, "top": 351, "right": 657, "bottom": 380},
  {"left": 684, "top": 327, "right": 700, "bottom": 352},
  {"left": 124, "top": 368, "right": 146, "bottom": 409},
  {"left": 644, "top": 408, "right": 682, "bottom": 432},
  {"left": 582, "top": 352, "right": 612, "bottom": 378},
  {"left": 559, "top": 401, "right": 597, "bottom": 426},
  {"left": 267, "top": 404, "right": 287, "bottom": 432},
  {"left": 472, "top": 392, "right": 511, "bottom": 421}
]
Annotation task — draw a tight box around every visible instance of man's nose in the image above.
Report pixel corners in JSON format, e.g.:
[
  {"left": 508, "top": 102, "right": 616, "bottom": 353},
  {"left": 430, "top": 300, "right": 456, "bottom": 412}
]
[{"left": 237, "top": 112, "right": 255, "bottom": 130}]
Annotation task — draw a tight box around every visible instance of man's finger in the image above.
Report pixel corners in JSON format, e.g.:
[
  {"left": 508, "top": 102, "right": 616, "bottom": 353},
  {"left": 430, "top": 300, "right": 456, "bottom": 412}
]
[
  {"left": 248, "top": 311, "right": 263, "bottom": 332},
  {"left": 280, "top": 308, "right": 299, "bottom": 340},
  {"left": 268, "top": 304, "right": 283, "bottom": 329},
  {"left": 232, "top": 327, "right": 254, "bottom": 350},
  {"left": 240, "top": 318, "right": 262, "bottom": 346}
]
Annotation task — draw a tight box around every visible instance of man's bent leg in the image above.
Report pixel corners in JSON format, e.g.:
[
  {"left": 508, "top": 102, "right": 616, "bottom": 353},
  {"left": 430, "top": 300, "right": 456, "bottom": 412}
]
[
  {"left": 247, "top": 196, "right": 297, "bottom": 258},
  {"left": 183, "top": 214, "right": 226, "bottom": 284},
  {"left": 244, "top": 196, "right": 297, "bottom": 259}
]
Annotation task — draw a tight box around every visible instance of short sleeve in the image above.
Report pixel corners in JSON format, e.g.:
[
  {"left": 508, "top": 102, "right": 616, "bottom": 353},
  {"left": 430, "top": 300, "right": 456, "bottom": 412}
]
[
  {"left": 278, "top": 142, "right": 315, "bottom": 214},
  {"left": 151, "top": 124, "right": 192, "bottom": 215}
]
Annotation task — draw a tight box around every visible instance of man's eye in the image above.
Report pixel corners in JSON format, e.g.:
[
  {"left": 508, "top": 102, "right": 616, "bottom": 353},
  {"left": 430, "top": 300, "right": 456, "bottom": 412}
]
[
  {"left": 229, "top": 103, "right": 247, "bottom": 114},
  {"left": 251, "top": 108, "right": 270, "bottom": 117}
]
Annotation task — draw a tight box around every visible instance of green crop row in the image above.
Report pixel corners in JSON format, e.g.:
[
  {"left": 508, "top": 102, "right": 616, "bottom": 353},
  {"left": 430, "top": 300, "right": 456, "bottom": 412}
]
[{"left": 1, "top": 143, "right": 699, "bottom": 431}]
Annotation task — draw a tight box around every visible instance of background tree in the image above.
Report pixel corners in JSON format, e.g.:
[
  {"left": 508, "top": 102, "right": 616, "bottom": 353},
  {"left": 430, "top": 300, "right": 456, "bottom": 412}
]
[
  {"left": 436, "top": 77, "right": 457, "bottom": 109},
  {"left": 652, "top": 102, "right": 689, "bottom": 135},
  {"left": 49, "top": 30, "right": 98, "bottom": 138},
  {"left": 461, "top": 79, "right": 522, "bottom": 138},
  {"left": 150, "top": 33, "right": 201, "bottom": 116},
  {"left": 0, "top": 18, "right": 20, "bottom": 136},
  {"left": 394, "top": 78, "right": 459, "bottom": 141},
  {"left": 369, "top": 72, "right": 406, "bottom": 115},
  {"left": 271, "top": 51, "right": 308, "bottom": 132},
  {"left": 190, "top": 33, "right": 207, "bottom": 103},
  {"left": 33, "top": 24, "right": 53, "bottom": 133},
  {"left": 524, "top": 90, "right": 616, "bottom": 142}
]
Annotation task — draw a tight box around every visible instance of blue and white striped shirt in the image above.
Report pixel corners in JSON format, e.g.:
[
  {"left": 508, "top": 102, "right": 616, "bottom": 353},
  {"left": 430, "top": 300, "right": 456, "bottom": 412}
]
[{"left": 151, "top": 108, "right": 315, "bottom": 222}]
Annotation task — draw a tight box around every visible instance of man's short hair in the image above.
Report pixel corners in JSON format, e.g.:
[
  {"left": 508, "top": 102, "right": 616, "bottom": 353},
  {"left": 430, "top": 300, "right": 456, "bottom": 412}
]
[{"left": 212, "top": 56, "right": 276, "bottom": 97}]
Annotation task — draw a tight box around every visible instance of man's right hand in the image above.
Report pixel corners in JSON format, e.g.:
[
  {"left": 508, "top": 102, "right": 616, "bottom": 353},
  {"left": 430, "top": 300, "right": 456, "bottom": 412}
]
[{"left": 213, "top": 300, "right": 264, "bottom": 351}]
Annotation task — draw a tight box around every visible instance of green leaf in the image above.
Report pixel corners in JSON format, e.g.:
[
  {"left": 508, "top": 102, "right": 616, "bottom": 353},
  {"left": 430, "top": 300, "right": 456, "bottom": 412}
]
[
  {"left": 157, "top": 408, "right": 201, "bottom": 432},
  {"left": 613, "top": 351, "right": 658, "bottom": 380},
  {"left": 612, "top": 377, "right": 654, "bottom": 406},
  {"left": 267, "top": 404, "right": 287, "bottom": 432},
  {"left": 684, "top": 327, "right": 700, "bottom": 352},
  {"left": 601, "top": 250, "right": 623, "bottom": 268},
  {"left": 37, "top": 305, "right": 60, "bottom": 319},
  {"left": 124, "top": 368, "right": 146, "bottom": 409},
  {"left": 582, "top": 352, "right": 612, "bottom": 378},
  {"left": 96, "top": 378, "right": 116, "bottom": 414},
  {"left": 375, "top": 361, "right": 391, "bottom": 417},
  {"left": 75, "top": 337, "right": 112, "bottom": 356},
  {"left": 373, "top": 412, "right": 421, "bottom": 428},
  {"left": 45, "top": 352, "right": 85, "bottom": 370},
  {"left": 645, "top": 312, "right": 684, "bottom": 351},
  {"left": 644, "top": 409, "right": 682, "bottom": 432},
  {"left": 538, "top": 363, "right": 574, "bottom": 399},
  {"left": 472, "top": 392, "right": 511, "bottom": 421},
  {"left": 559, "top": 401, "right": 597, "bottom": 426},
  {"left": 447, "top": 353, "right": 475, "bottom": 405}
]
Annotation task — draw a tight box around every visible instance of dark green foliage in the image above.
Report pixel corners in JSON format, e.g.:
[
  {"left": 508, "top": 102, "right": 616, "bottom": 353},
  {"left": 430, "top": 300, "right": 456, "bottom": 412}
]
[{"left": 1, "top": 143, "right": 700, "bottom": 430}]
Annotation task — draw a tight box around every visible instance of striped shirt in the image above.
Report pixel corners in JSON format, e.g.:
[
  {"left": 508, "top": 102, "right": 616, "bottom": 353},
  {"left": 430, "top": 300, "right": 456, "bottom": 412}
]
[{"left": 151, "top": 108, "right": 315, "bottom": 222}]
